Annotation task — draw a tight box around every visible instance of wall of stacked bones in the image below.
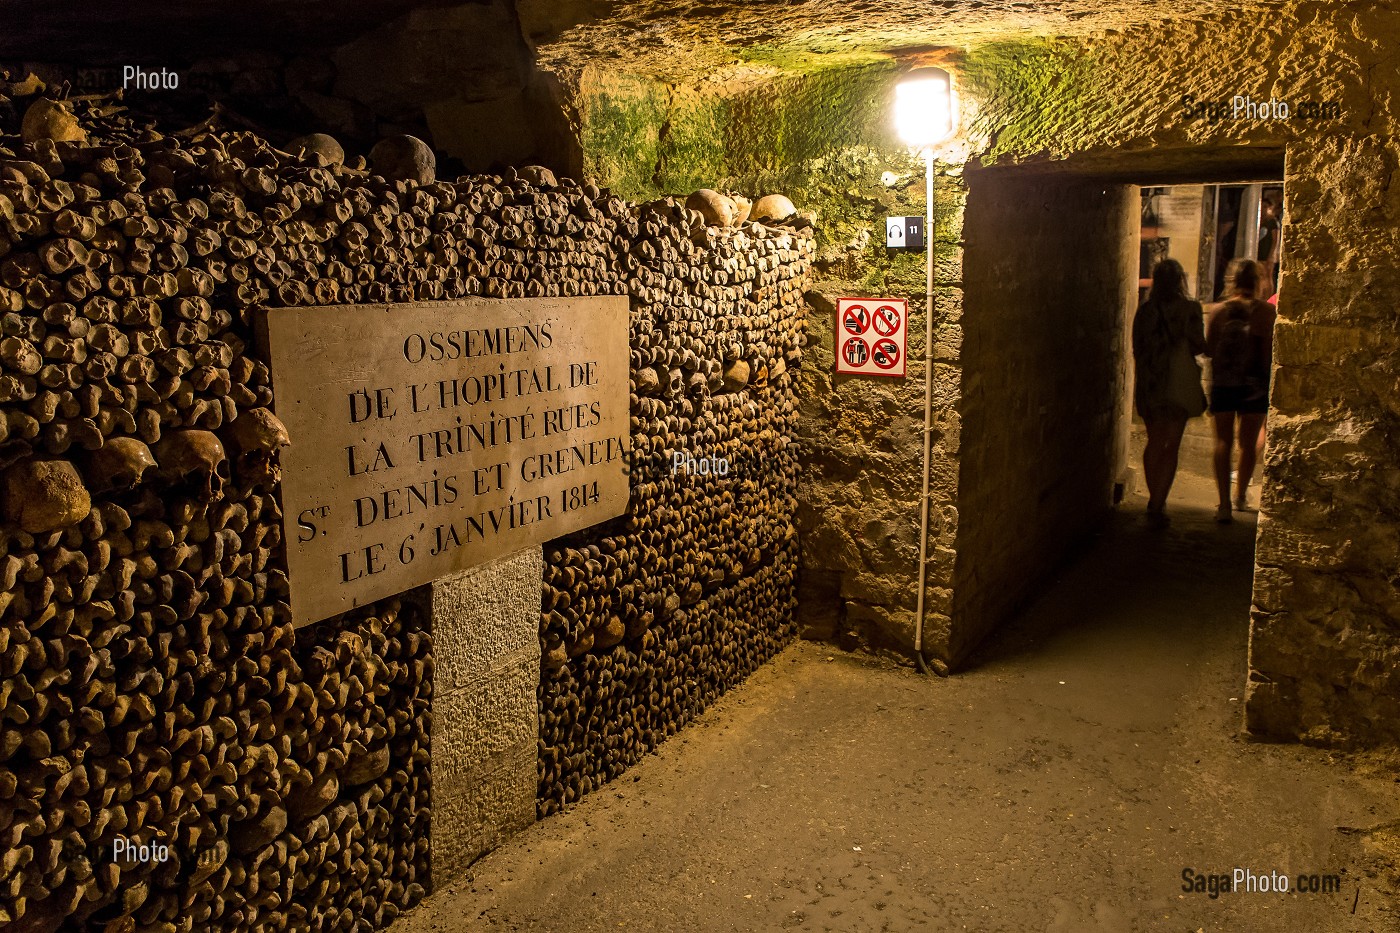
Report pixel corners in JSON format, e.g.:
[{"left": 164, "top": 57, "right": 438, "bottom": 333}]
[
  {"left": 0, "top": 84, "right": 810, "bottom": 931},
  {"left": 537, "top": 188, "right": 809, "bottom": 817}
]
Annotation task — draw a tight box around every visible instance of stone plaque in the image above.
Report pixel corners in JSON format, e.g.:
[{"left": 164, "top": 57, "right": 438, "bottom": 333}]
[{"left": 260, "top": 297, "right": 629, "bottom": 626}]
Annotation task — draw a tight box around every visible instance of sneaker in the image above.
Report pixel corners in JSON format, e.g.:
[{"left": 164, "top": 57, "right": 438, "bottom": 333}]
[
  {"left": 1234, "top": 495, "right": 1255, "bottom": 512},
  {"left": 1146, "top": 509, "right": 1170, "bottom": 529},
  {"left": 1216, "top": 505, "right": 1233, "bottom": 524}
]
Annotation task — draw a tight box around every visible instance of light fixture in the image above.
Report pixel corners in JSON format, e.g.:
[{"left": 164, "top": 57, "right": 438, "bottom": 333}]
[
  {"left": 895, "top": 64, "right": 956, "bottom": 678},
  {"left": 894, "top": 66, "right": 956, "bottom": 147}
]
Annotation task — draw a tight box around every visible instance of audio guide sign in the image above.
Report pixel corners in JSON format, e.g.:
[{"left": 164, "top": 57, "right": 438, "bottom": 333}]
[
  {"left": 834, "top": 297, "right": 907, "bottom": 378},
  {"left": 885, "top": 216, "right": 925, "bottom": 251}
]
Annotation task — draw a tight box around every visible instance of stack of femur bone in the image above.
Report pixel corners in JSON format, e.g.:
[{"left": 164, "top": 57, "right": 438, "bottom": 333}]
[
  {"left": 0, "top": 77, "right": 810, "bottom": 932},
  {"left": 536, "top": 186, "right": 809, "bottom": 815}
]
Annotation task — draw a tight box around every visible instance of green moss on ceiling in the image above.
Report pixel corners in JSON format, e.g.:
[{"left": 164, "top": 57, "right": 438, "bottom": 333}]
[
  {"left": 577, "top": 57, "right": 966, "bottom": 296},
  {"left": 736, "top": 45, "right": 893, "bottom": 74},
  {"left": 578, "top": 72, "right": 669, "bottom": 201},
  {"left": 959, "top": 38, "right": 1106, "bottom": 160}
]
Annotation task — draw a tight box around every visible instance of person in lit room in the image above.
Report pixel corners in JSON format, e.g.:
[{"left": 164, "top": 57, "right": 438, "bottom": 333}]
[
  {"left": 1132, "top": 259, "right": 1206, "bottom": 528},
  {"left": 1206, "top": 258, "right": 1277, "bottom": 522},
  {"left": 1258, "top": 187, "right": 1283, "bottom": 297}
]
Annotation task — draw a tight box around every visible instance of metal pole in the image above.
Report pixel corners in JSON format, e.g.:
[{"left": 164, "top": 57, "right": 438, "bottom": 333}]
[{"left": 914, "top": 147, "right": 936, "bottom": 673}]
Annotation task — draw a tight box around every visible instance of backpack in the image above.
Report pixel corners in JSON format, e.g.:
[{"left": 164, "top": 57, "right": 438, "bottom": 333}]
[{"left": 1213, "top": 300, "right": 1254, "bottom": 387}]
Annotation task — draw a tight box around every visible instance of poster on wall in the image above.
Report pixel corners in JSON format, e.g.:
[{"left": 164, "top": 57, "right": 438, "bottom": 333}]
[{"left": 834, "top": 297, "right": 907, "bottom": 378}]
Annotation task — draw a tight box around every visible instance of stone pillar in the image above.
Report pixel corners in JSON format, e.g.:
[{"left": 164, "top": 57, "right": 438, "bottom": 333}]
[{"left": 425, "top": 547, "right": 542, "bottom": 887}]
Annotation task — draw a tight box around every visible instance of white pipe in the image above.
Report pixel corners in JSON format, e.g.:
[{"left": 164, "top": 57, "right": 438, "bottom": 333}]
[{"left": 914, "top": 147, "right": 938, "bottom": 674}]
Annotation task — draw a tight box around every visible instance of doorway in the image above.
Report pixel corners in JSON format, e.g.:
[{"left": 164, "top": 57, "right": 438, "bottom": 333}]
[
  {"left": 1131, "top": 181, "right": 1285, "bottom": 508},
  {"left": 950, "top": 155, "right": 1284, "bottom": 670}
]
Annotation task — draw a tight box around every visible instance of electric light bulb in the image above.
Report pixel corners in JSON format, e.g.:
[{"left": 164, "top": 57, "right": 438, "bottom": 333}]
[{"left": 894, "top": 67, "right": 956, "bottom": 146}]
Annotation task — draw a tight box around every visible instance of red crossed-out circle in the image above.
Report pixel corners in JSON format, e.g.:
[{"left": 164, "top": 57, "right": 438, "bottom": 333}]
[
  {"left": 872, "top": 304, "right": 901, "bottom": 337},
  {"left": 872, "top": 338, "right": 901, "bottom": 370},
  {"left": 842, "top": 304, "right": 870, "bottom": 335},
  {"left": 842, "top": 337, "right": 869, "bottom": 367}
]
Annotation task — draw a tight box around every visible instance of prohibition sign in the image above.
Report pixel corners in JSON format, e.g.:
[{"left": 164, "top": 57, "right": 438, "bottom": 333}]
[
  {"left": 842, "top": 337, "right": 869, "bottom": 367},
  {"left": 872, "top": 304, "right": 901, "bottom": 337},
  {"left": 842, "top": 304, "right": 870, "bottom": 335},
  {"left": 872, "top": 338, "right": 901, "bottom": 370}
]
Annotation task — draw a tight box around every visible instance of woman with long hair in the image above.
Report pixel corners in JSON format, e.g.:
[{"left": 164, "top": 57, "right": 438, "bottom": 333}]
[
  {"left": 1206, "top": 258, "right": 1277, "bottom": 523},
  {"left": 1132, "top": 259, "right": 1206, "bottom": 527}
]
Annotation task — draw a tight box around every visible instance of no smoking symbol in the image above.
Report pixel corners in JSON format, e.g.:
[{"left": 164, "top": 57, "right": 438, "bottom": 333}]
[
  {"left": 842, "top": 305, "right": 870, "bottom": 335},
  {"left": 873, "top": 338, "right": 901, "bottom": 370},
  {"left": 873, "top": 305, "right": 901, "bottom": 337},
  {"left": 842, "top": 337, "right": 869, "bottom": 367}
]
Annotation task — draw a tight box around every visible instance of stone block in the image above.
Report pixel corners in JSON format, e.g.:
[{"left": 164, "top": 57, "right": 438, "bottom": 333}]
[
  {"left": 436, "top": 653, "right": 539, "bottom": 767},
  {"left": 430, "top": 744, "right": 537, "bottom": 883},
  {"left": 936, "top": 248, "right": 964, "bottom": 288},
  {"left": 432, "top": 548, "right": 543, "bottom": 691},
  {"left": 933, "top": 322, "right": 963, "bottom": 362},
  {"left": 427, "top": 547, "right": 542, "bottom": 887},
  {"left": 841, "top": 570, "right": 913, "bottom": 608},
  {"left": 845, "top": 599, "right": 915, "bottom": 650}
]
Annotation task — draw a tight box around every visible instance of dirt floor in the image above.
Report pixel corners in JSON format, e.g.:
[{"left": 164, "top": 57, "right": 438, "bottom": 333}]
[{"left": 399, "top": 471, "right": 1400, "bottom": 933}]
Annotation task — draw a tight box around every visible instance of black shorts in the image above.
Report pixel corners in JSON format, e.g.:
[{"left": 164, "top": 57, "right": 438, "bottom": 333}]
[{"left": 1211, "top": 385, "right": 1268, "bottom": 414}]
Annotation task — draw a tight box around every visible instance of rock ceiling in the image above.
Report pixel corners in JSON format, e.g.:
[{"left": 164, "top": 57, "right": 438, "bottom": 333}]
[
  {"left": 517, "top": 0, "right": 1290, "bottom": 78},
  {"left": 3, "top": 0, "right": 1295, "bottom": 77}
]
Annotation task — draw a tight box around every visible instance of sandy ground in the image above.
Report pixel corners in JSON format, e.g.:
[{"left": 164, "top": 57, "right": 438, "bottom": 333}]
[{"left": 398, "top": 474, "right": 1400, "bottom": 933}]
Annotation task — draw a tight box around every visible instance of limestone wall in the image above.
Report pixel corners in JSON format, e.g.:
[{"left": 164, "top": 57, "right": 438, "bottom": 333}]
[
  {"left": 954, "top": 174, "right": 1138, "bottom": 663},
  {"left": 958, "top": 3, "right": 1400, "bottom": 743},
  {"left": 1248, "top": 136, "right": 1400, "bottom": 745}
]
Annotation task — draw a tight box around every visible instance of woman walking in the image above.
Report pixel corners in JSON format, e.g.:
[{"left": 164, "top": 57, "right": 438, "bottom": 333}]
[
  {"left": 1206, "top": 258, "right": 1277, "bottom": 523},
  {"left": 1132, "top": 259, "right": 1206, "bottom": 527}
]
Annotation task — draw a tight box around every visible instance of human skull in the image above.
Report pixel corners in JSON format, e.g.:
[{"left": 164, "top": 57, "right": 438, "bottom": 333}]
[
  {"left": 686, "top": 189, "right": 735, "bottom": 228},
  {"left": 369, "top": 135, "right": 435, "bottom": 185},
  {"left": 722, "top": 359, "right": 751, "bottom": 392},
  {"left": 517, "top": 165, "right": 557, "bottom": 188},
  {"left": 84, "top": 437, "right": 157, "bottom": 496},
  {"left": 228, "top": 408, "right": 290, "bottom": 453},
  {"left": 729, "top": 193, "right": 753, "bottom": 226},
  {"left": 634, "top": 367, "right": 661, "bottom": 395},
  {"left": 21, "top": 99, "right": 88, "bottom": 145},
  {"left": 155, "top": 430, "right": 228, "bottom": 501},
  {"left": 286, "top": 133, "right": 345, "bottom": 167},
  {"left": 0, "top": 458, "right": 91, "bottom": 533},
  {"left": 751, "top": 193, "right": 797, "bottom": 224},
  {"left": 227, "top": 408, "right": 290, "bottom": 488}
]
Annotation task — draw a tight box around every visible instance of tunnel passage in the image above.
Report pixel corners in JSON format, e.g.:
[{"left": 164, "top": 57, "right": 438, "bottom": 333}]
[{"left": 951, "top": 152, "right": 1288, "bottom": 667}]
